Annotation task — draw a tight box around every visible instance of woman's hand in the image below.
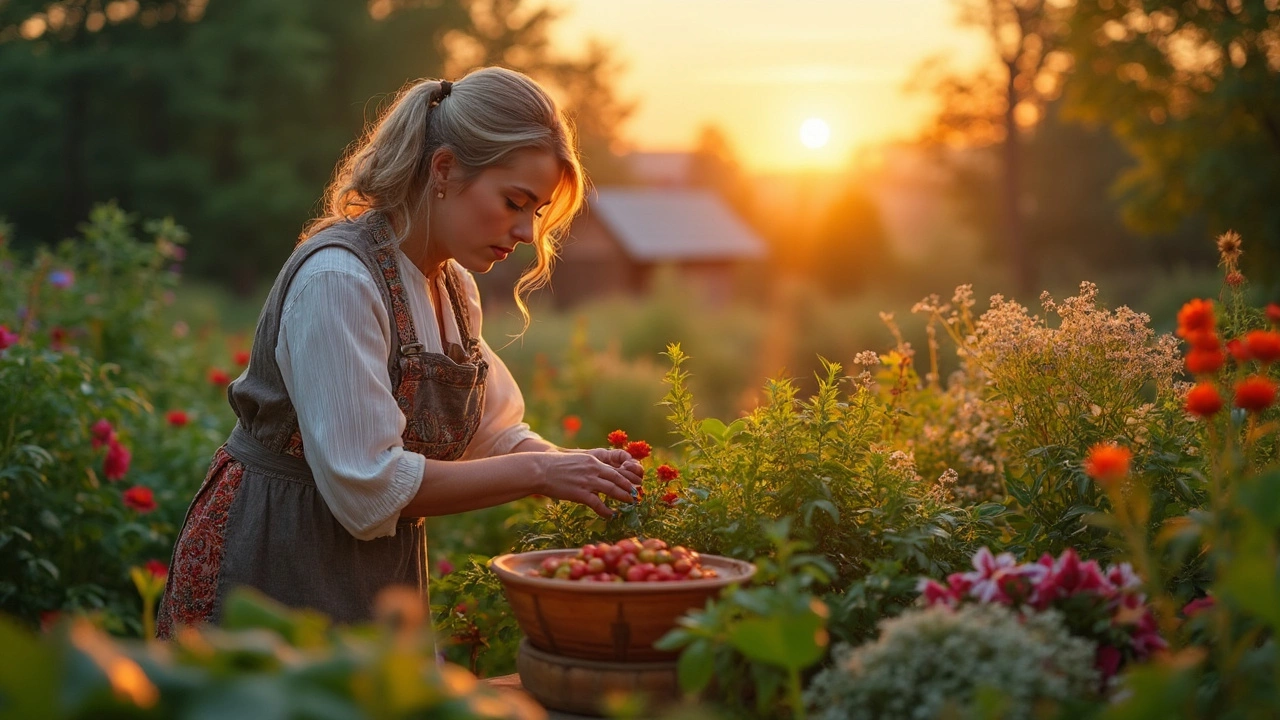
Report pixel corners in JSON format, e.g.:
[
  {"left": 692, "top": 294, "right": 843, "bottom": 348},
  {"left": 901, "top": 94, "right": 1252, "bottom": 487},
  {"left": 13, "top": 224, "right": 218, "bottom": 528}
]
[{"left": 534, "top": 450, "right": 643, "bottom": 518}]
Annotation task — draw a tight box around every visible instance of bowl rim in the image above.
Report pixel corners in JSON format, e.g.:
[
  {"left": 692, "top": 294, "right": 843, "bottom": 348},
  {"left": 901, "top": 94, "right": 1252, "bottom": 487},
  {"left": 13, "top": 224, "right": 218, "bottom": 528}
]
[{"left": 490, "top": 548, "right": 756, "bottom": 594}]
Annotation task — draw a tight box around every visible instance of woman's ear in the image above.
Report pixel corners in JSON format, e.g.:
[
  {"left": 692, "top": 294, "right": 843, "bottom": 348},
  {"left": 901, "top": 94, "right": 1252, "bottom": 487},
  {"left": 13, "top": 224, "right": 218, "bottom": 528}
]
[{"left": 429, "top": 148, "right": 455, "bottom": 191}]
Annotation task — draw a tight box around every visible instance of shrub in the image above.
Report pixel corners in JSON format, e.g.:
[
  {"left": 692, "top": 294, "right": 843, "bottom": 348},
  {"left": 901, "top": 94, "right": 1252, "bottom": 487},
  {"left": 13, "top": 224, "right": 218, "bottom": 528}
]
[{"left": 804, "top": 604, "right": 1098, "bottom": 720}]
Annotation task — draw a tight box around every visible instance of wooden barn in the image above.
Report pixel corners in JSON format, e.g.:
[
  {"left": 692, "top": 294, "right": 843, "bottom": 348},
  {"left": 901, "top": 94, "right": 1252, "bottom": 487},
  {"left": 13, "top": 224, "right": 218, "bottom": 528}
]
[{"left": 546, "top": 187, "right": 768, "bottom": 309}]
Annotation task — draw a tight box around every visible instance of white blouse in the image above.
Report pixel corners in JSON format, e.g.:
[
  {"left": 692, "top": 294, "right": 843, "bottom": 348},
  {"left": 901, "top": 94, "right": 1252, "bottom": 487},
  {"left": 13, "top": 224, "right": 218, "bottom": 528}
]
[{"left": 274, "top": 246, "right": 542, "bottom": 541}]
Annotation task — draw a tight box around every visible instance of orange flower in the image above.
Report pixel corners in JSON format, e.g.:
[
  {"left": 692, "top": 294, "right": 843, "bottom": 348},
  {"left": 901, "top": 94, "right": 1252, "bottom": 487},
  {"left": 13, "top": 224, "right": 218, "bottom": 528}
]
[
  {"left": 561, "top": 415, "right": 582, "bottom": 435},
  {"left": 661, "top": 491, "right": 679, "bottom": 506},
  {"left": 1177, "top": 299, "right": 1215, "bottom": 337},
  {"left": 656, "top": 464, "right": 680, "bottom": 482},
  {"left": 624, "top": 440, "right": 652, "bottom": 461},
  {"left": 1267, "top": 303, "right": 1280, "bottom": 327},
  {"left": 1226, "top": 339, "right": 1250, "bottom": 363},
  {"left": 1184, "top": 383, "right": 1223, "bottom": 418},
  {"left": 607, "top": 429, "right": 628, "bottom": 448},
  {"left": 207, "top": 367, "right": 231, "bottom": 385},
  {"left": 1234, "top": 376, "right": 1277, "bottom": 413},
  {"left": 1084, "top": 443, "right": 1132, "bottom": 485},
  {"left": 1243, "top": 330, "right": 1280, "bottom": 365},
  {"left": 1185, "top": 347, "right": 1224, "bottom": 375}
]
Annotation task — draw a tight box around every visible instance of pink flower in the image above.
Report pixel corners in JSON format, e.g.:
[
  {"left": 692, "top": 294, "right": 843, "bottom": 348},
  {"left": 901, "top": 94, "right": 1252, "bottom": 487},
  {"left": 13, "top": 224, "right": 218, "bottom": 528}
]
[
  {"left": 918, "top": 578, "right": 956, "bottom": 607},
  {"left": 122, "top": 486, "right": 156, "bottom": 513},
  {"left": 1095, "top": 644, "right": 1122, "bottom": 681},
  {"left": 959, "top": 547, "right": 1045, "bottom": 603},
  {"left": 437, "top": 558, "right": 455, "bottom": 576},
  {"left": 1183, "top": 596, "right": 1214, "bottom": 618},
  {"left": 103, "top": 440, "right": 131, "bottom": 481},
  {"left": 1105, "top": 563, "right": 1142, "bottom": 593},
  {"left": 0, "top": 324, "right": 18, "bottom": 350},
  {"left": 90, "top": 419, "right": 115, "bottom": 450}
]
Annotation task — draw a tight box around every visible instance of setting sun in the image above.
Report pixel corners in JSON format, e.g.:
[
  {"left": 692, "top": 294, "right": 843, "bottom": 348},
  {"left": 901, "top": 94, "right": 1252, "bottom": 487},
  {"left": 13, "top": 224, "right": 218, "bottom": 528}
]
[{"left": 800, "top": 117, "right": 831, "bottom": 149}]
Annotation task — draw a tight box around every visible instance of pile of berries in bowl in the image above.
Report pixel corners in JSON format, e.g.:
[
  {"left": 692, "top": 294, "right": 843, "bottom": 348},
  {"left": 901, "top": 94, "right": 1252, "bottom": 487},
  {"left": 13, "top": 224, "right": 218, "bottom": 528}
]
[
  {"left": 533, "top": 537, "right": 719, "bottom": 583},
  {"left": 491, "top": 538, "right": 754, "bottom": 661}
]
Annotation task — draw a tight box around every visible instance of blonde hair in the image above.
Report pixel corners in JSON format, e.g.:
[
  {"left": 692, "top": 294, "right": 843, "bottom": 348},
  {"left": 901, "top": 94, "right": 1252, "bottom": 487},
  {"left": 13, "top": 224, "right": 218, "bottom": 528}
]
[{"left": 302, "top": 67, "right": 586, "bottom": 329}]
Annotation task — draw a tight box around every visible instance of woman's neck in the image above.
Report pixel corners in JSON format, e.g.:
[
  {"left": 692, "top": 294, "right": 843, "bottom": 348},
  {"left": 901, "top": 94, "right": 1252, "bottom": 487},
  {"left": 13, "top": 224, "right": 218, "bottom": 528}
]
[{"left": 399, "top": 217, "right": 448, "bottom": 281}]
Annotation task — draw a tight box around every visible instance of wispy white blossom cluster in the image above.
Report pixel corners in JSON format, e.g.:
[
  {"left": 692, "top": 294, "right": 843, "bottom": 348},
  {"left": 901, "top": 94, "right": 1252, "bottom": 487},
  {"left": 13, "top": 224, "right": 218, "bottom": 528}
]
[{"left": 805, "top": 604, "right": 1098, "bottom": 720}]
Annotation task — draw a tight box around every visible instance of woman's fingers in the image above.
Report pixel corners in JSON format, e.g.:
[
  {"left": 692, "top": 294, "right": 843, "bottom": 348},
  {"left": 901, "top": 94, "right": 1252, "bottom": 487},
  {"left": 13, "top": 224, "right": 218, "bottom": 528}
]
[
  {"left": 594, "top": 466, "right": 636, "bottom": 503},
  {"left": 578, "top": 491, "right": 614, "bottom": 519}
]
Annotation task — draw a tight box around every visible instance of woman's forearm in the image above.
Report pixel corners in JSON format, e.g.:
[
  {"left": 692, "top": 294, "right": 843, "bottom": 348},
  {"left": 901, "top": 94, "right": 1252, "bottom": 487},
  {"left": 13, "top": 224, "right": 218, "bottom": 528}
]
[{"left": 401, "top": 453, "right": 544, "bottom": 518}]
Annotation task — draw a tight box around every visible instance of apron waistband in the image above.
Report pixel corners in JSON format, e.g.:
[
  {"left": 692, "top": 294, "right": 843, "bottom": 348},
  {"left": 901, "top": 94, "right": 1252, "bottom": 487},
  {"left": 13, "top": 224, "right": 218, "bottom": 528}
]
[{"left": 226, "top": 424, "right": 314, "bottom": 480}]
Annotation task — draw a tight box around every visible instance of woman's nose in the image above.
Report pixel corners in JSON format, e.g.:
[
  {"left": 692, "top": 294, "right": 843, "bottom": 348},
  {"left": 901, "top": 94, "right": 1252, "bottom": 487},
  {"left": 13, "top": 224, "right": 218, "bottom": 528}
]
[{"left": 512, "top": 218, "right": 534, "bottom": 245}]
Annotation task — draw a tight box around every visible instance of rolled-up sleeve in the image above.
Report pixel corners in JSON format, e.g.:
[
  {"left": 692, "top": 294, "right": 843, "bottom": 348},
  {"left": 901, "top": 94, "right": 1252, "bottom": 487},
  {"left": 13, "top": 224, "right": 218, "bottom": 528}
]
[
  {"left": 276, "top": 258, "right": 425, "bottom": 540},
  {"left": 453, "top": 267, "right": 544, "bottom": 459}
]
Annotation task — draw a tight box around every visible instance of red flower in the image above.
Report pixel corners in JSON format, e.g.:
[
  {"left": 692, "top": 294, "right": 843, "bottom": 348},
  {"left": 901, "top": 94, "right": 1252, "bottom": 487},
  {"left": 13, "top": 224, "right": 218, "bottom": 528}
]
[
  {"left": 90, "top": 418, "right": 115, "bottom": 450},
  {"left": 661, "top": 491, "right": 679, "bottom": 506},
  {"left": 233, "top": 350, "right": 250, "bottom": 366},
  {"left": 40, "top": 610, "right": 62, "bottom": 633},
  {"left": 1234, "top": 375, "right": 1277, "bottom": 413},
  {"left": 656, "top": 464, "right": 680, "bottom": 482},
  {"left": 1184, "top": 347, "right": 1224, "bottom": 375},
  {"left": 624, "top": 440, "right": 651, "bottom": 460},
  {"left": 1226, "top": 338, "right": 1250, "bottom": 363},
  {"left": 1083, "top": 443, "right": 1131, "bottom": 486},
  {"left": 1095, "top": 645, "right": 1122, "bottom": 681},
  {"left": 1226, "top": 271, "right": 1245, "bottom": 288},
  {"left": 1183, "top": 330, "right": 1221, "bottom": 352},
  {"left": 1183, "top": 596, "right": 1215, "bottom": 618},
  {"left": 561, "top": 415, "right": 582, "bottom": 435},
  {"left": 1184, "top": 383, "right": 1223, "bottom": 418},
  {"left": 437, "top": 558, "right": 455, "bottom": 576},
  {"left": 607, "top": 429, "right": 628, "bottom": 448},
  {"left": 1243, "top": 330, "right": 1280, "bottom": 365},
  {"left": 123, "top": 485, "right": 156, "bottom": 513},
  {"left": 0, "top": 324, "right": 18, "bottom": 350},
  {"left": 145, "top": 560, "right": 168, "bottom": 579},
  {"left": 207, "top": 367, "right": 231, "bottom": 386},
  {"left": 49, "top": 326, "right": 68, "bottom": 351},
  {"left": 103, "top": 440, "right": 131, "bottom": 481},
  {"left": 1267, "top": 303, "right": 1280, "bottom": 327},
  {"left": 165, "top": 409, "right": 189, "bottom": 427},
  {"left": 1176, "top": 299, "right": 1215, "bottom": 337}
]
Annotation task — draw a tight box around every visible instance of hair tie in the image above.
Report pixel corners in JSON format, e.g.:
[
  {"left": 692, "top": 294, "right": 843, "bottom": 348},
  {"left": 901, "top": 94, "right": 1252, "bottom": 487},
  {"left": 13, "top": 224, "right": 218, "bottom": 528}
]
[{"left": 439, "top": 80, "right": 453, "bottom": 99}]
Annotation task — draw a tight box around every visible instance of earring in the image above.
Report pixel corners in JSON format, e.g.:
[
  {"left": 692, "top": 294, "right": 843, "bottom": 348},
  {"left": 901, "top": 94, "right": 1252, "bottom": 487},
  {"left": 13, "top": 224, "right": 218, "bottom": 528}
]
[{"left": 436, "top": 190, "right": 445, "bottom": 199}]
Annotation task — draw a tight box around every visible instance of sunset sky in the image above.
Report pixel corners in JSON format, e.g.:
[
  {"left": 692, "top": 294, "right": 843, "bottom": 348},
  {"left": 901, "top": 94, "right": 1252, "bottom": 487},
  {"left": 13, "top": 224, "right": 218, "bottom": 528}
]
[{"left": 550, "top": 0, "right": 990, "bottom": 173}]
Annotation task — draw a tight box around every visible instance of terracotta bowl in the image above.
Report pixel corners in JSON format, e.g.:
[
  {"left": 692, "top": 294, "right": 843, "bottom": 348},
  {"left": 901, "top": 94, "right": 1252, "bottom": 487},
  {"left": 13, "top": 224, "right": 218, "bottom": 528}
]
[{"left": 490, "top": 549, "right": 755, "bottom": 662}]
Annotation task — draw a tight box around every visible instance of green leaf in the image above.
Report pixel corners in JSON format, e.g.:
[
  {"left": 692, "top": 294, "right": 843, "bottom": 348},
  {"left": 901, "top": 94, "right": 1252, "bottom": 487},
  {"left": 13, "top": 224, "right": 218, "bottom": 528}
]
[
  {"left": 700, "top": 418, "right": 728, "bottom": 440},
  {"left": 676, "top": 638, "right": 715, "bottom": 693},
  {"left": 727, "top": 612, "right": 827, "bottom": 672},
  {"left": 0, "top": 617, "right": 59, "bottom": 720}
]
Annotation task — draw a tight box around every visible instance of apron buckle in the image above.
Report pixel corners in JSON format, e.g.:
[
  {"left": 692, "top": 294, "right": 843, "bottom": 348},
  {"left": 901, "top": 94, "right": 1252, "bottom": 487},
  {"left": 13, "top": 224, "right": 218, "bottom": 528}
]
[{"left": 400, "top": 342, "right": 425, "bottom": 356}]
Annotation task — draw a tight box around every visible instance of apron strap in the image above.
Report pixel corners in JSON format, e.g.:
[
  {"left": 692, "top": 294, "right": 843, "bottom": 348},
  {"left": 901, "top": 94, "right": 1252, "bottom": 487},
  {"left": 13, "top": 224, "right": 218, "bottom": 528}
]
[{"left": 227, "top": 423, "right": 314, "bottom": 480}]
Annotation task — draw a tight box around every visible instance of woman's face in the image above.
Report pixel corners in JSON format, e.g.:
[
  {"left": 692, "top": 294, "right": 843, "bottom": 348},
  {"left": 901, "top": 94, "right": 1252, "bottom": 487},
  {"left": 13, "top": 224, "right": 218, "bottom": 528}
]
[{"left": 432, "top": 147, "right": 562, "bottom": 274}]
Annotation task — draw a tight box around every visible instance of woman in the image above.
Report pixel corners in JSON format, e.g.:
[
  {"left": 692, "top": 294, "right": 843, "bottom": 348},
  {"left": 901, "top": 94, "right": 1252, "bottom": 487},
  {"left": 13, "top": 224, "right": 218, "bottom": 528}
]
[{"left": 157, "top": 67, "right": 643, "bottom": 636}]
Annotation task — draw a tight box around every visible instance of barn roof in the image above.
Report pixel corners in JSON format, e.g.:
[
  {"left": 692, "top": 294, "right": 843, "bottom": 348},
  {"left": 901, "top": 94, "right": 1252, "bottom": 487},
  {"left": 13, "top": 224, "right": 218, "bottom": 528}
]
[{"left": 589, "top": 188, "right": 768, "bottom": 262}]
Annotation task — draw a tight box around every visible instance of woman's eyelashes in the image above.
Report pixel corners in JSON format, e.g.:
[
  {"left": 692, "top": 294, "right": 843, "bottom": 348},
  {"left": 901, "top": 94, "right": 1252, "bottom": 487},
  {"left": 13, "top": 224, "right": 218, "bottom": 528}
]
[{"left": 506, "top": 197, "right": 545, "bottom": 219}]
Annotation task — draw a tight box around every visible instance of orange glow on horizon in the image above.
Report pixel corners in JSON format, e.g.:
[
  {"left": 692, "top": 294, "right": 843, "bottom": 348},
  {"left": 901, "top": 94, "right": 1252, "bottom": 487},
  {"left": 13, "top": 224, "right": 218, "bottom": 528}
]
[{"left": 550, "top": 0, "right": 990, "bottom": 173}]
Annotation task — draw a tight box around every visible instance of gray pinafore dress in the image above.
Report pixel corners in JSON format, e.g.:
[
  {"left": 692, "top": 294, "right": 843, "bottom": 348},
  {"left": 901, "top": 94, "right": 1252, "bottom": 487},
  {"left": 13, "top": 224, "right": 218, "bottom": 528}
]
[{"left": 157, "top": 211, "right": 488, "bottom": 636}]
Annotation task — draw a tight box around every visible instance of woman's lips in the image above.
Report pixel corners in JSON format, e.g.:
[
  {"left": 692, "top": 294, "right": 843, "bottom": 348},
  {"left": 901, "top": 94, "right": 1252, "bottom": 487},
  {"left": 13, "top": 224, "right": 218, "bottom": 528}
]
[{"left": 491, "top": 246, "right": 513, "bottom": 259}]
